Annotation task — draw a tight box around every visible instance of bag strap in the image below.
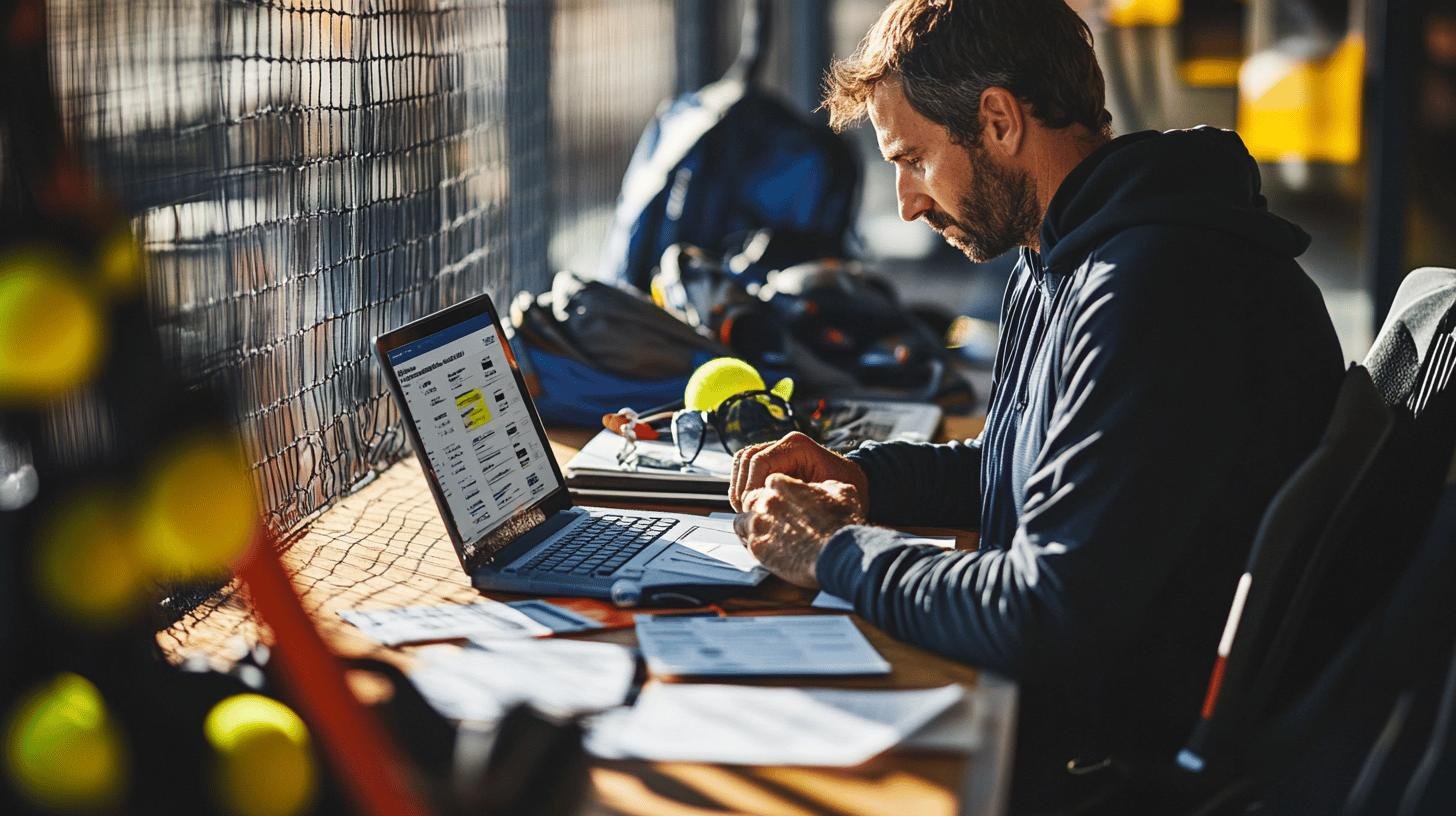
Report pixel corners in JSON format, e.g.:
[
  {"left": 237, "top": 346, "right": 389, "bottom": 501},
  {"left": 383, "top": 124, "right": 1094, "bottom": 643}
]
[
  {"left": 723, "top": 0, "right": 771, "bottom": 85},
  {"left": 612, "top": 0, "right": 770, "bottom": 220}
]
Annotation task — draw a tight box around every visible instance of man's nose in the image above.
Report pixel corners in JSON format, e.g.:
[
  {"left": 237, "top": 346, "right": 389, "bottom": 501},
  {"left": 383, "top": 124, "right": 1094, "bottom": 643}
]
[{"left": 895, "top": 170, "right": 931, "bottom": 223}]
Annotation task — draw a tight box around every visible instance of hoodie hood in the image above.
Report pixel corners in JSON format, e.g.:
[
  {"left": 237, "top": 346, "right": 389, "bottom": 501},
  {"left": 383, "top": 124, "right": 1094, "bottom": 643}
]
[{"left": 1040, "top": 127, "right": 1310, "bottom": 271}]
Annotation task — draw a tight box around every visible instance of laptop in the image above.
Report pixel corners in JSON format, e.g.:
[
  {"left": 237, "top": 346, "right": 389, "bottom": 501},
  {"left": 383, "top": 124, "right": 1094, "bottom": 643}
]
[{"left": 374, "top": 293, "right": 766, "bottom": 602}]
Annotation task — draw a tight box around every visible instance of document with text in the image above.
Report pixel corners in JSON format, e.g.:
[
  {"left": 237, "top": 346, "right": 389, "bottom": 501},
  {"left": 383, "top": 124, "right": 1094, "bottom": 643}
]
[{"left": 634, "top": 614, "right": 891, "bottom": 677}]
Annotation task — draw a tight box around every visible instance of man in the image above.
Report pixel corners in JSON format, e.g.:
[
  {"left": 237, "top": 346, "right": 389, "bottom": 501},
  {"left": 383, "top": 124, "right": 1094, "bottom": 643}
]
[{"left": 729, "top": 0, "right": 1344, "bottom": 804}]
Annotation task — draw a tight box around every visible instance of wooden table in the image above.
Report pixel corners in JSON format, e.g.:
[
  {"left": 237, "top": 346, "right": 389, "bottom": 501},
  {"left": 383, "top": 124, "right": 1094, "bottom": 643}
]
[{"left": 158, "top": 416, "right": 1015, "bottom": 816}]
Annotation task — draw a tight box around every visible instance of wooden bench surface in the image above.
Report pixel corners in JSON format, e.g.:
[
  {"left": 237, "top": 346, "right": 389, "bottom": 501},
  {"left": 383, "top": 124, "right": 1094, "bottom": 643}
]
[{"left": 157, "top": 416, "right": 1014, "bottom": 816}]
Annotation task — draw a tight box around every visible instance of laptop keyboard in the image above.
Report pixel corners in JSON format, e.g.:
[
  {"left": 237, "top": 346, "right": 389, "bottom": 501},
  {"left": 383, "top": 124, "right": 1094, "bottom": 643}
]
[{"left": 519, "top": 515, "right": 676, "bottom": 577}]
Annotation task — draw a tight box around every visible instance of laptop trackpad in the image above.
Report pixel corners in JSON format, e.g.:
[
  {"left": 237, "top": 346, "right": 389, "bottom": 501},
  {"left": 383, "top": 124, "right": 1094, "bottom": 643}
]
[{"left": 644, "top": 523, "right": 767, "bottom": 585}]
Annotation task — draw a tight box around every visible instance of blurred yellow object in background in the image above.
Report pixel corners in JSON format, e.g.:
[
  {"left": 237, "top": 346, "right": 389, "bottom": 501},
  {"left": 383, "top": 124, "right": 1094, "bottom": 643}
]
[
  {"left": 204, "top": 694, "right": 317, "bottom": 816},
  {"left": 138, "top": 434, "right": 257, "bottom": 579},
  {"left": 1238, "top": 35, "right": 1365, "bottom": 164},
  {"left": 0, "top": 250, "right": 105, "bottom": 402},
  {"left": 96, "top": 228, "right": 144, "bottom": 295},
  {"left": 4, "top": 673, "right": 128, "bottom": 812},
  {"left": 1179, "top": 56, "right": 1242, "bottom": 89},
  {"left": 35, "top": 490, "right": 148, "bottom": 626},
  {"left": 1107, "top": 0, "right": 1180, "bottom": 27},
  {"left": 683, "top": 357, "right": 793, "bottom": 412}
]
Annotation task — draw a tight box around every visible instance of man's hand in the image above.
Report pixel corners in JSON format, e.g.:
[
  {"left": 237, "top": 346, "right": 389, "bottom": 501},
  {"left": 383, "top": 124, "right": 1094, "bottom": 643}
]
[
  {"left": 733, "top": 474, "right": 865, "bottom": 588},
  {"left": 729, "top": 431, "right": 870, "bottom": 514}
]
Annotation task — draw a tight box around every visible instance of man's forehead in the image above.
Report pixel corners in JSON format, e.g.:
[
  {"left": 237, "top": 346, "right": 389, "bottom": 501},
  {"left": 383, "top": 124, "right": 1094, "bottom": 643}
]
[{"left": 867, "top": 82, "right": 917, "bottom": 158}]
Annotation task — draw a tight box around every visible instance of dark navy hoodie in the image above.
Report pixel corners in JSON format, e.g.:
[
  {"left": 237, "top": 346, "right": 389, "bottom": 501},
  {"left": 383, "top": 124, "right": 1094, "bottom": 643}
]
[{"left": 817, "top": 128, "right": 1344, "bottom": 781}]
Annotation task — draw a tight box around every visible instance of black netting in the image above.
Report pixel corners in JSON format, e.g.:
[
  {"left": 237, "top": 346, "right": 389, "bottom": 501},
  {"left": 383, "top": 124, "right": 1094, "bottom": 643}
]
[{"left": 43, "top": 0, "right": 674, "bottom": 535}]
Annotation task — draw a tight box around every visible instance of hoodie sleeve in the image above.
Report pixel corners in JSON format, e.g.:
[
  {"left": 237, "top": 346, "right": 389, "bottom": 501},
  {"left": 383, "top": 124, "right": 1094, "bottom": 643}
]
[
  {"left": 844, "top": 438, "right": 982, "bottom": 528},
  {"left": 817, "top": 229, "right": 1239, "bottom": 678}
]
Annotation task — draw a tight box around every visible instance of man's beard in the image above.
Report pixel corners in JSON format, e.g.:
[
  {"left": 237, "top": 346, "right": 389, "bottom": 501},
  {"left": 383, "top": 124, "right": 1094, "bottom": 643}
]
[{"left": 925, "top": 147, "right": 1039, "bottom": 263}]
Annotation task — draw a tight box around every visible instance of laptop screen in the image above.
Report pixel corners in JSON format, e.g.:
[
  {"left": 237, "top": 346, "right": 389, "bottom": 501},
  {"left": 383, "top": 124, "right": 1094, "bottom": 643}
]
[{"left": 382, "top": 310, "right": 561, "bottom": 569}]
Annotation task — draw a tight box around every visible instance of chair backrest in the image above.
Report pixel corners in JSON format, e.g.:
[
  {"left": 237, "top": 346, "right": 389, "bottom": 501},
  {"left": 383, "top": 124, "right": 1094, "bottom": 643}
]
[
  {"left": 1260, "top": 467, "right": 1456, "bottom": 815},
  {"left": 1181, "top": 269, "right": 1456, "bottom": 779},
  {"left": 1178, "top": 365, "right": 1394, "bottom": 773},
  {"left": 1365, "top": 267, "right": 1456, "bottom": 408}
]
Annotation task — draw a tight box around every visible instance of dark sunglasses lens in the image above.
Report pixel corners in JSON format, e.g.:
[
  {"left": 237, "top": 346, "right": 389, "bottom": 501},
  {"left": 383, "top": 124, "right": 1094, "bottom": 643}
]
[
  {"left": 719, "top": 394, "right": 795, "bottom": 451},
  {"left": 672, "top": 411, "right": 708, "bottom": 463}
]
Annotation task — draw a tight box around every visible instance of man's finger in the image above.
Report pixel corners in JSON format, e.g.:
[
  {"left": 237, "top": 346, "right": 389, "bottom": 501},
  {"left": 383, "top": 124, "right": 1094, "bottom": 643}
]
[
  {"left": 765, "top": 472, "right": 806, "bottom": 490},
  {"left": 742, "top": 434, "right": 806, "bottom": 499},
  {"left": 733, "top": 510, "right": 753, "bottom": 542},
  {"left": 741, "top": 485, "right": 776, "bottom": 516},
  {"left": 818, "top": 479, "right": 859, "bottom": 502},
  {"left": 729, "top": 442, "right": 770, "bottom": 511}
]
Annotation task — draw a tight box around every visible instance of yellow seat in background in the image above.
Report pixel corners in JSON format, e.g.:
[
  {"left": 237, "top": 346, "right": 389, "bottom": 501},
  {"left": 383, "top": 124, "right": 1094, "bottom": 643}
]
[{"left": 1237, "top": 34, "right": 1364, "bottom": 165}]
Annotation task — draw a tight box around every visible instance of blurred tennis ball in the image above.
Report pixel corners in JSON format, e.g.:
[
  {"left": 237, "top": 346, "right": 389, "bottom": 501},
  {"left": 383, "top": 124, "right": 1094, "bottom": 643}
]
[
  {"left": 204, "top": 695, "right": 316, "bottom": 816},
  {"left": 3, "top": 673, "right": 128, "bottom": 812},
  {"left": 683, "top": 357, "right": 793, "bottom": 412},
  {"left": 96, "top": 229, "right": 144, "bottom": 295},
  {"left": 35, "top": 489, "right": 148, "bottom": 626},
  {"left": 0, "top": 249, "right": 104, "bottom": 402},
  {"left": 138, "top": 434, "right": 256, "bottom": 579}
]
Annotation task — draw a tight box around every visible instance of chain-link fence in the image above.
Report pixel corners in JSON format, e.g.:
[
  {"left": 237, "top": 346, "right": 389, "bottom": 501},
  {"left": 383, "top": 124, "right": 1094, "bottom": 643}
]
[{"left": 44, "top": 0, "right": 674, "bottom": 536}]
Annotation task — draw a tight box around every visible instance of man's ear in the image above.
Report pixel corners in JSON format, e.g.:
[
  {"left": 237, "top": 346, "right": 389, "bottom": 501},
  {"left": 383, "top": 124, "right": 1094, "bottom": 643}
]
[{"left": 978, "top": 86, "right": 1026, "bottom": 157}]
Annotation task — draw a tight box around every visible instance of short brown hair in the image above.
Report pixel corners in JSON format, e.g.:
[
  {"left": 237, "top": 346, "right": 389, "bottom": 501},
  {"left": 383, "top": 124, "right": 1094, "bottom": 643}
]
[{"left": 823, "top": 0, "right": 1112, "bottom": 143}]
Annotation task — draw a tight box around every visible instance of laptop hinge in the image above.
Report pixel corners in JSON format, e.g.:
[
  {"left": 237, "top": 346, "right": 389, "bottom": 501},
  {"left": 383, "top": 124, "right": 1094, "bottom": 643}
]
[{"left": 481, "top": 507, "right": 584, "bottom": 570}]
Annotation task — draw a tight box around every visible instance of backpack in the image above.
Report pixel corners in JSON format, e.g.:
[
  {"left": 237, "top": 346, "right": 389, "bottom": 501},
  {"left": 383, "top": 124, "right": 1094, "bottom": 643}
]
[
  {"left": 598, "top": 2, "right": 859, "bottom": 291},
  {"left": 506, "top": 271, "right": 734, "bottom": 427}
]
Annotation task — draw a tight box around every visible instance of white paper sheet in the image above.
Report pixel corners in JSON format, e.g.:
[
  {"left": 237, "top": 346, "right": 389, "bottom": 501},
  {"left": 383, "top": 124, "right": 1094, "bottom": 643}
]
[
  {"left": 585, "top": 683, "right": 963, "bottom": 766},
  {"left": 410, "top": 639, "right": 636, "bottom": 722},
  {"left": 811, "top": 534, "right": 957, "bottom": 610},
  {"left": 901, "top": 694, "right": 983, "bottom": 753},
  {"left": 599, "top": 512, "right": 768, "bottom": 585},
  {"left": 339, "top": 600, "right": 552, "bottom": 646},
  {"left": 634, "top": 614, "right": 891, "bottom": 677}
]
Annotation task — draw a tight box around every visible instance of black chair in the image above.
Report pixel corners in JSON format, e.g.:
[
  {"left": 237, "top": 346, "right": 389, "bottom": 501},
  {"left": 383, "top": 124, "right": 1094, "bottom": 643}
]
[
  {"left": 1173, "top": 269, "right": 1456, "bottom": 813},
  {"left": 1176, "top": 365, "right": 1395, "bottom": 778},
  {"left": 1261, "top": 476, "right": 1456, "bottom": 815}
]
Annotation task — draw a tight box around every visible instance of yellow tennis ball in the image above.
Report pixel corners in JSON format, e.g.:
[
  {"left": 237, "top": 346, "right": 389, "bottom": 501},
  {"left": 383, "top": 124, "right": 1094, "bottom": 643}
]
[
  {"left": 96, "top": 228, "right": 145, "bottom": 295},
  {"left": 204, "top": 695, "right": 316, "bottom": 816},
  {"left": 684, "top": 358, "right": 767, "bottom": 412},
  {"left": 138, "top": 435, "right": 257, "bottom": 579},
  {"left": 35, "top": 489, "right": 149, "bottom": 626},
  {"left": 0, "top": 250, "right": 105, "bottom": 402},
  {"left": 4, "top": 673, "right": 128, "bottom": 812}
]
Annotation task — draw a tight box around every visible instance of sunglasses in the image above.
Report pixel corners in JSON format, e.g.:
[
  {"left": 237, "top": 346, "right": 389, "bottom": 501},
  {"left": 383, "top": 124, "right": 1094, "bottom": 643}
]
[{"left": 608, "top": 390, "right": 799, "bottom": 471}]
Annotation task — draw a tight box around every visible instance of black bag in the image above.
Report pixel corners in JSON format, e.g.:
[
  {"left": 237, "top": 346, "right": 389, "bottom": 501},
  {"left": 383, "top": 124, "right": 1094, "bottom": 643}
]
[
  {"left": 507, "top": 271, "right": 734, "bottom": 426},
  {"left": 652, "top": 238, "right": 976, "bottom": 404}
]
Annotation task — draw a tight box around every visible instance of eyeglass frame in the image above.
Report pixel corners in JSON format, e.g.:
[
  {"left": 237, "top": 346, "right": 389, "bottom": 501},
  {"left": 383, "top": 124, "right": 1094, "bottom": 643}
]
[
  {"left": 608, "top": 390, "right": 798, "bottom": 472},
  {"left": 669, "top": 389, "right": 797, "bottom": 467}
]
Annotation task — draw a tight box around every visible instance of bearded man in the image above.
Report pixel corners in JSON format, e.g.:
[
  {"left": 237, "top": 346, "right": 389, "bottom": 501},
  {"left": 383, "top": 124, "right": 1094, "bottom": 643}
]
[{"left": 729, "top": 0, "right": 1344, "bottom": 806}]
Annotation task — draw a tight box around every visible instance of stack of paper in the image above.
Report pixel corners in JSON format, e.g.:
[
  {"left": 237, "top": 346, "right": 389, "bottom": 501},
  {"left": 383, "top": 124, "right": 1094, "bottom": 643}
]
[
  {"left": 649, "top": 521, "right": 766, "bottom": 585},
  {"left": 563, "top": 432, "right": 733, "bottom": 504},
  {"left": 634, "top": 614, "right": 891, "bottom": 677},
  {"left": 339, "top": 598, "right": 600, "bottom": 646},
  {"left": 410, "top": 639, "right": 636, "bottom": 722},
  {"left": 586, "top": 683, "right": 964, "bottom": 766},
  {"left": 562, "top": 401, "right": 943, "bottom": 505}
]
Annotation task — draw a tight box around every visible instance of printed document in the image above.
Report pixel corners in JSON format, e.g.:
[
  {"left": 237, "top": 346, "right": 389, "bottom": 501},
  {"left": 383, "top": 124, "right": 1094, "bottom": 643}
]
[
  {"left": 339, "top": 598, "right": 599, "bottom": 646},
  {"left": 634, "top": 614, "right": 891, "bottom": 677},
  {"left": 410, "top": 639, "right": 636, "bottom": 722},
  {"left": 586, "top": 683, "right": 964, "bottom": 766}
]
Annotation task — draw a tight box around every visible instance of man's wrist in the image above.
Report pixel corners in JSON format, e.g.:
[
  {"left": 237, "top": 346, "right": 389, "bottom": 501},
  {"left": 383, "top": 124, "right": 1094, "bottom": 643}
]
[{"left": 813, "top": 524, "right": 906, "bottom": 596}]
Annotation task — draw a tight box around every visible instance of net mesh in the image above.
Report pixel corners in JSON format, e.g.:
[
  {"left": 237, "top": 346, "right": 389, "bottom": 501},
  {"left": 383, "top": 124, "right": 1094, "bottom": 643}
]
[{"left": 44, "top": 0, "right": 674, "bottom": 536}]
